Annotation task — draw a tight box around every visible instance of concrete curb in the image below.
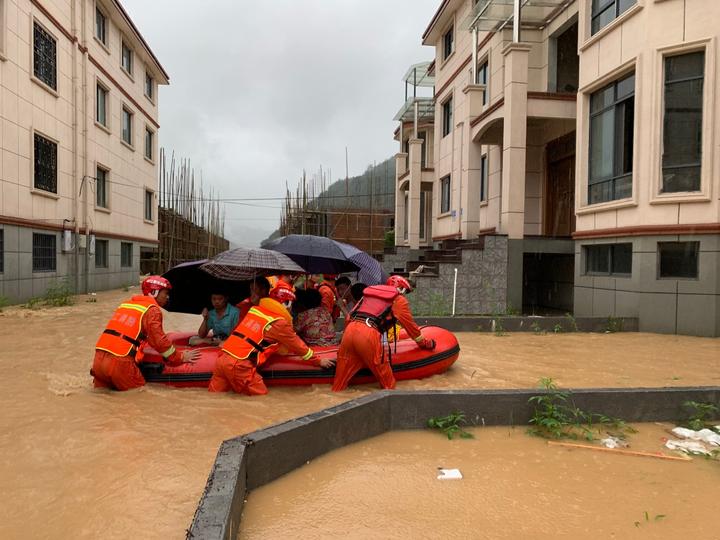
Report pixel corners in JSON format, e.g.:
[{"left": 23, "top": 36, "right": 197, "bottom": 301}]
[{"left": 187, "top": 386, "right": 719, "bottom": 539}]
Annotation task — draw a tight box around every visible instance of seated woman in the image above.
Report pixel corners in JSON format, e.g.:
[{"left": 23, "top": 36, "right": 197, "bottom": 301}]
[
  {"left": 293, "top": 288, "right": 338, "bottom": 347},
  {"left": 190, "top": 292, "right": 240, "bottom": 346}
]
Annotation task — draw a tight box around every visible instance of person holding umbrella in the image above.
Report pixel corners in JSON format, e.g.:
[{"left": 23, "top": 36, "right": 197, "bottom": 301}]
[{"left": 332, "top": 275, "right": 434, "bottom": 392}]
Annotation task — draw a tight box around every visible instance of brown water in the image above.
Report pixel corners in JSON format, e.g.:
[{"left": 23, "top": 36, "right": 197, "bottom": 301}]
[
  {"left": 0, "top": 288, "right": 718, "bottom": 538},
  {"left": 240, "top": 425, "right": 720, "bottom": 539}
]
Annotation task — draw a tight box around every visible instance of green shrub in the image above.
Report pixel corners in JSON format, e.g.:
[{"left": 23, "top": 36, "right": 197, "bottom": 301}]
[
  {"left": 384, "top": 230, "right": 395, "bottom": 248},
  {"left": 0, "top": 295, "right": 9, "bottom": 312},
  {"left": 427, "top": 412, "right": 474, "bottom": 440},
  {"left": 43, "top": 279, "right": 74, "bottom": 307}
]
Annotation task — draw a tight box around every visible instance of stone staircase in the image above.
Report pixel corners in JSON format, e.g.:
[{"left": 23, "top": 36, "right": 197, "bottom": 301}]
[{"left": 386, "top": 239, "right": 485, "bottom": 279}]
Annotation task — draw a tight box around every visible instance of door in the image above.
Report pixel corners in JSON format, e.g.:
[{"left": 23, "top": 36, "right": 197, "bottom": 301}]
[{"left": 545, "top": 132, "right": 576, "bottom": 237}]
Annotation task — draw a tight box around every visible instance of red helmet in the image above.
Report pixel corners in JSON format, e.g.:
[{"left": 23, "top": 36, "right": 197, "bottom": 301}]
[
  {"left": 323, "top": 274, "right": 338, "bottom": 281},
  {"left": 141, "top": 275, "right": 172, "bottom": 296},
  {"left": 270, "top": 281, "right": 296, "bottom": 304},
  {"left": 387, "top": 275, "right": 412, "bottom": 293}
]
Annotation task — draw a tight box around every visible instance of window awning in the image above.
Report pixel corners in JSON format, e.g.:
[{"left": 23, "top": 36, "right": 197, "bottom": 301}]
[
  {"left": 461, "top": 0, "right": 572, "bottom": 33},
  {"left": 402, "top": 62, "right": 436, "bottom": 88},
  {"left": 394, "top": 97, "right": 435, "bottom": 123}
]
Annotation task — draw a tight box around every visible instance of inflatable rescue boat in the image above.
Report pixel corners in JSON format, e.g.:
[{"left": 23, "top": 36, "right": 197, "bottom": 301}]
[{"left": 138, "top": 326, "right": 459, "bottom": 388}]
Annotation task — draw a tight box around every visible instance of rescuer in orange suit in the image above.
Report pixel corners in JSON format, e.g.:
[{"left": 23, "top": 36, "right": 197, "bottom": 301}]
[
  {"left": 92, "top": 276, "right": 199, "bottom": 391},
  {"left": 332, "top": 275, "right": 435, "bottom": 392},
  {"left": 317, "top": 274, "right": 341, "bottom": 322},
  {"left": 209, "top": 296, "right": 335, "bottom": 395}
]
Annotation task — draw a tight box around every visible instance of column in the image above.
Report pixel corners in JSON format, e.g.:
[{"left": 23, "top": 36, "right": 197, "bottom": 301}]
[
  {"left": 407, "top": 138, "right": 423, "bottom": 249},
  {"left": 394, "top": 152, "right": 408, "bottom": 246}
]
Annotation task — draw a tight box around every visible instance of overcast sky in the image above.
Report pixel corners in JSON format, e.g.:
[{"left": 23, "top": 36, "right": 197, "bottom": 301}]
[{"left": 121, "top": 0, "right": 439, "bottom": 246}]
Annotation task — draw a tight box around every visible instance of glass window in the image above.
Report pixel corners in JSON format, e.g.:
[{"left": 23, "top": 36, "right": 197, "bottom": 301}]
[
  {"left": 95, "top": 239, "right": 108, "bottom": 268},
  {"left": 662, "top": 51, "right": 704, "bottom": 193},
  {"left": 145, "top": 72, "right": 154, "bottom": 99},
  {"left": 121, "top": 242, "right": 133, "bottom": 268},
  {"left": 96, "top": 84, "right": 108, "bottom": 126},
  {"left": 442, "top": 97, "right": 453, "bottom": 137},
  {"left": 121, "top": 41, "right": 133, "bottom": 74},
  {"left": 480, "top": 154, "right": 488, "bottom": 202},
  {"left": 32, "top": 233, "right": 56, "bottom": 272},
  {"left": 95, "top": 7, "right": 107, "bottom": 45},
  {"left": 122, "top": 107, "right": 133, "bottom": 145},
  {"left": 585, "top": 243, "right": 632, "bottom": 275},
  {"left": 96, "top": 166, "right": 108, "bottom": 208},
  {"left": 33, "top": 22, "right": 57, "bottom": 90},
  {"left": 588, "top": 73, "right": 635, "bottom": 204},
  {"left": 34, "top": 133, "right": 57, "bottom": 193},
  {"left": 476, "top": 60, "right": 488, "bottom": 104},
  {"left": 144, "top": 190, "right": 154, "bottom": 221},
  {"left": 591, "top": 0, "right": 636, "bottom": 35},
  {"left": 144, "top": 128, "right": 153, "bottom": 160},
  {"left": 440, "top": 175, "right": 451, "bottom": 214},
  {"left": 658, "top": 241, "right": 699, "bottom": 279},
  {"left": 443, "top": 26, "right": 454, "bottom": 60}
]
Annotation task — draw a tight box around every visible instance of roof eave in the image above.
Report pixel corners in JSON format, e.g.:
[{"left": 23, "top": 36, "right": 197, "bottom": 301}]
[{"left": 421, "top": 0, "right": 452, "bottom": 44}]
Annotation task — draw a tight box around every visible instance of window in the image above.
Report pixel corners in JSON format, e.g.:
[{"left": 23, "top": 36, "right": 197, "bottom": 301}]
[
  {"left": 440, "top": 175, "right": 451, "bottom": 214},
  {"left": 658, "top": 241, "right": 699, "bottom": 279},
  {"left": 95, "top": 239, "right": 108, "bottom": 268},
  {"left": 122, "top": 107, "right": 133, "bottom": 145},
  {"left": 33, "top": 22, "right": 57, "bottom": 90},
  {"left": 442, "top": 25, "right": 454, "bottom": 60},
  {"left": 144, "top": 128, "right": 154, "bottom": 160},
  {"left": 480, "top": 154, "right": 488, "bottom": 202},
  {"left": 144, "top": 190, "right": 154, "bottom": 221},
  {"left": 34, "top": 133, "right": 57, "bottom": 193},
  {"left": 32, "top": 233, "right": 56, "bottom": 272},
  {"left": 121, "top": 242, "right": 133, "bottom": 267},
  {"left": 121, "top": 40, "right": 133, "bottom": 74},
  {"left": 96, "top": 166, "right": 108, "bottom": 208},
  {"left": 476, "top": 60, "right": 488, "bottom": 105},
  {"left": 95, "top": 6, "right": 107, "bottom": 45},
  {"left": 0, "top": 229, "right": 4, "bottom": 273},
  {"left": 588, "top": 72, "right": 635, "bottom": 204},
  {"left": 96, "top": 83, "right": 108, "bottom": 126},
  {"left": 145, "top": 72, "right": 154, "bottom": 100},
  {"left": 585, "top": 243, "right": 632, "bottom": 275},
  {"left": 442, "top": 97, "right": 453, "bottom": 138},
  {"left": 591, "top": 0, "right": 636, "bottom": 35},
  {"left": 555, "top": 23, "right": 579, "bottom": 93},
  {"left": 662, "top": 51, "right": 705, "bottom": 193},
  {"left": 419, "top": 131, "right": 427, "bottom": 168}
]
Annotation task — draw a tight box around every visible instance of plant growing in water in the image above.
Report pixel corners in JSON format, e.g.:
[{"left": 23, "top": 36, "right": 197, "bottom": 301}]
[
  {"left": 0, "top": 295, "right": 9, "bottom": 312},
  {"left": 531, "top": 321, "right": 544, "bottom": 334},
  {"left": 427, "top": 412, "right": 475, "bottom": 440},
  {"left": 682, "top": 401, "right": 720, "bottom": 431},
  {"left": 565, "top": 313, "right": 579, "bottom": 332},
  {"left": 604, "top": 316, "right": 624, "bottom": 333},
  {"left": 43, "top": 279, "right": 74, "bottom": 307}
]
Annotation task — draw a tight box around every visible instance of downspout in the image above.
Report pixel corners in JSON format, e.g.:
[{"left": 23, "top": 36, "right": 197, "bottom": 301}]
[
  {"left": 457, "top": 121, "right": 464, "bottom": 237},
  {"left": 71, "top": 0, "right": 80, "bottom": 294},
  {"left": 80, "top": 0, "right": 90, "bottom": 294}
]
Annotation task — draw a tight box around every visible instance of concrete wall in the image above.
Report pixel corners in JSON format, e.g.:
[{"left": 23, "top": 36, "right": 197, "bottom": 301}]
[{"left": 574, "top": 234, "right": 720, "bottom": 337}]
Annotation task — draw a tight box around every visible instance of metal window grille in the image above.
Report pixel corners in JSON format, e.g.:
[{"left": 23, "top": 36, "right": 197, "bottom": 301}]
[
  {"left": 121, "top": 242, "right": 132, "bottom": 267},
  {"left": 96, "top": 167, "right": 107, "bottom": 208},
  {"left": 96, "top": 8, "right": 106, "bottom": 44},
  {"left": 33, "top": 22, "right": 57, "bottom": 90},
  {"left": 95, "top": 239, "right": 108, "bottom": 268},
  {"left": 32, "top": 233, "right": 56, "bottom": 272},
  {"left": 0, "top": 229, "right": 4, "bottom": 273},
  {"left": 145, "top": 129, "right": 153, "bottom": 160},
  {"left": 34, "top": 133, "right": 58, "bottom": 193},
  {"left": 144, "top": 191, "right": 153, "bottom": 221}
]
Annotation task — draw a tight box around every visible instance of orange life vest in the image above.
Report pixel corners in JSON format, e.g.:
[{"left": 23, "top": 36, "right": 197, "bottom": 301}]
[
  {"left": 318, "top": 282, "right": 341, "bottom": 321},
  {"left": 350, "top": 285, "right": 398, "bottom": 333},
  {"left": 95, "top": 295, "right": 157, "bottom": 358},
  {"left": 221, "top": 305, "right": 281, "bottom": 367}
]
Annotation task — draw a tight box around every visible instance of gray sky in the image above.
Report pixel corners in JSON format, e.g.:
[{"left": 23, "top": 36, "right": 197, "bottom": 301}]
[{"left": 121, "top": 0, "right": 439, "bottom": 246}]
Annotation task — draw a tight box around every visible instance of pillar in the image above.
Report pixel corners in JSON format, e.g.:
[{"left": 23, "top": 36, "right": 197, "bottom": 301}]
[
  {"left": 394, "top": 152, "right": 408, "bottom": 246},
  {"left": 407, "top": 138, "right": 423, "bottom": 249}
]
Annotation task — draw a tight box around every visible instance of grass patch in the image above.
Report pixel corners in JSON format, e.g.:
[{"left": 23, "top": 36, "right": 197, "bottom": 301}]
[{"left": 0, "top": 295, "right": 9, "bottom": 312}]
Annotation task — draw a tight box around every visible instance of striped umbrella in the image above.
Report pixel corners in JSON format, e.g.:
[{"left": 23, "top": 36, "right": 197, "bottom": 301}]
[
  {"left": 332, "top": 240, "right": 388, "bottom": 285},
  {"left": 200, "top": 247, "right": 305, "bottom": 280}
]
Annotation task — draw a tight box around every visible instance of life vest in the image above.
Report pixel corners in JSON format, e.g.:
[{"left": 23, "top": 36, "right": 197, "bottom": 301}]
[
  {"left": 350, "top": 285, "right": 398, "bottom": 333},
  {"left": 259, "top": 297, "right": 292, "bottom": 323},
  {"left": 95, "top": 295, "right": 157, "bottom": 358},
  {"left": 221, "top": 305, "right": 281, "bottom": 366},
  {"left": 318, "top": 282, "right": 341, "bottom": 321}
]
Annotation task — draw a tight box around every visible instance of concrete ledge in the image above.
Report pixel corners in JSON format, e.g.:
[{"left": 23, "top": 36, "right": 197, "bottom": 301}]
[
  {"left": 187, "top": 386, "right": 719, "bottom": 539},
  {"left": 416, "top": 316, "right": 639, "bottom": 333}
]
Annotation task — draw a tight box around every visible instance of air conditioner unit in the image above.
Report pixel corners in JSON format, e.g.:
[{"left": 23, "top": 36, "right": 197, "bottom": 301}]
[{"left": 62, "top": 230, "right": 73, "bottom": 252}]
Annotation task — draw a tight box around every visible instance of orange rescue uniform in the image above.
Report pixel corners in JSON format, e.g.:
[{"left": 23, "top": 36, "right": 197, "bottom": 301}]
[
  {"left": 318, "top": 282, "right": 340, "bottom": 322},
  {"left": 92, "top": 295, "right": 181, "bottom": 391},
  {"left": 332, "top": 290, "right": 427, "bottom": 391},
  {"left": 209, "top": 305, "right": 315, "bottom": 395}
]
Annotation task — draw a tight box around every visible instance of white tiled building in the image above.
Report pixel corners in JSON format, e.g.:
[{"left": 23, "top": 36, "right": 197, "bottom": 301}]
[{"left": 0, "top": 0, "right": 168, "bottom": 302}]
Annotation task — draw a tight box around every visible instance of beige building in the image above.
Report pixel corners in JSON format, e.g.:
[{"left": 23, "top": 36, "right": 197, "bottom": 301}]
[
  {"left": 393, "top": 0, "right": 720, "bottom": 336},
  {"left": 0, "top": 0, "right": 168, "bottom": 303}
]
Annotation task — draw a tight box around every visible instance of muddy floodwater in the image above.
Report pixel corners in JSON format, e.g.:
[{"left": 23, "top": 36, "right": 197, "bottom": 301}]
[
  {"left": 0, "top": 288, "right": 718, "bottom": 538},
  {"left": 240, "top": 425, "right": 720, "bottom": 539}
]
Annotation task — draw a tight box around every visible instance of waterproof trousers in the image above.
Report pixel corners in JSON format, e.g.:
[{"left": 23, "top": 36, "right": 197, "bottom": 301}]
[
  {"left": 208, "top": 352, "right": 268, "bottom": 396},
  {"left": 91, "top": 350, "right": 146, "bottom": 391},
  {"left": 332, "top": 321, "right": 396, "bottom": 391}
]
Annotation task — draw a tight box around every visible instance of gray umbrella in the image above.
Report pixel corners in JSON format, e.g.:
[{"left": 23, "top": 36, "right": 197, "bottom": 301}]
[{"left": 201, "top": 247, "right": 305, "bottom": 280}]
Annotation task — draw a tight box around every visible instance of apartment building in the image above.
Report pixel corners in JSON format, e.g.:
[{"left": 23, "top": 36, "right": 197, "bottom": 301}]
[
  {"left": 0, "top": 0, "right": 168, "bottom": 303},
  {"left": 394, "top": 0, "right": 720, "bottom": 336}
]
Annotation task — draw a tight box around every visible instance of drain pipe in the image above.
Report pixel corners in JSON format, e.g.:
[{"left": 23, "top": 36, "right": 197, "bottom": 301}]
[
  {"left": 71, "top": 0, "right": 79, "bottom": 293},
  {"left": 452, "top": 267, "right": 458, "bottom": 316}
]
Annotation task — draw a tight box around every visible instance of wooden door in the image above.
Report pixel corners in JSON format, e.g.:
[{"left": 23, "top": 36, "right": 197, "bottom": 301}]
[{"left": 545, "top": 132, "right": 576, "bottom": 237}]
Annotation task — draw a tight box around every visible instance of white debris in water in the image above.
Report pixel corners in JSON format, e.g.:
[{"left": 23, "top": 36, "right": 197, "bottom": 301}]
[
  {"left": 665, "top": 439, "right": 713, "bottom": 456},
  {"left": 600, "top": 436, "right": 627, "bottom": 449},
  {"left": 437, "top": 468, "right": 463, "bottom": 480},
  {"left": 671, "top": 427, "right": 720, "bottom": 446}
]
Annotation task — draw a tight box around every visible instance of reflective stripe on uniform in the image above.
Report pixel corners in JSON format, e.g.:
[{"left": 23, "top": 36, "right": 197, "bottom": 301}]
[
  {"left": 414, "top": 335, "right": 425, "bottom": 342},
  {"left": 302, "top": 348, "right": 314, "bottom": 361},
  {"left": 160, "top": 345, "right": 176, "bottom": 359},
  {"left": 119, "top": 303, "right": 151, "bottom": 314}
]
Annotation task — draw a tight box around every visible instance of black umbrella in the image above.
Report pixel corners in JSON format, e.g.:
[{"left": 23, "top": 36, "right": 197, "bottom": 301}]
[
  {"left": 263, "top": 234, "right": 360, "bottom": 274},
  {"left": 201, "top": 247, "right": 305, "bottom": 280},
  {"left": 162, "top": 260, "right": 249, "bottom": 314}
]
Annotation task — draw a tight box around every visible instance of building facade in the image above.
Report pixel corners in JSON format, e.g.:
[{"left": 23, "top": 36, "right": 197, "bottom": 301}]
[
  {"left": 394, "top": 0, "right": 720, "bottom": 336},
  {"left": 0, "top": 0, "right": 168, "bottom": 303}
]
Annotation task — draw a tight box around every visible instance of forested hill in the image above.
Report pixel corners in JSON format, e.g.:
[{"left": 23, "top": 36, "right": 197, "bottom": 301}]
[{"left": 312, "top": 157, "right": 395, "bottom": 210}]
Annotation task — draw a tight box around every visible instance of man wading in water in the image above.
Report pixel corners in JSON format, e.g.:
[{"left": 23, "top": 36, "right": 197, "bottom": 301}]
[{"left": 92, "top": 276, "right": 199, "bottom": 391}]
